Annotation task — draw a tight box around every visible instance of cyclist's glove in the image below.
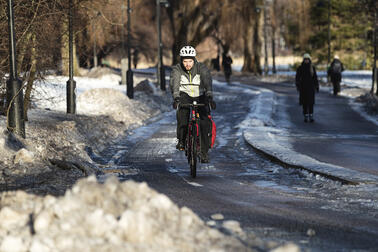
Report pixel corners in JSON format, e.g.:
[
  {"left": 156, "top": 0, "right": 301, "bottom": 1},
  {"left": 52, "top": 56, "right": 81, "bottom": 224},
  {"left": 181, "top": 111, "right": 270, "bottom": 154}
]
[
  {"left": 173, "top": 97, "right": 180, "bottom": 109},
  {"left": 208, "top": 97, "right": 216, "bottom": 110}
]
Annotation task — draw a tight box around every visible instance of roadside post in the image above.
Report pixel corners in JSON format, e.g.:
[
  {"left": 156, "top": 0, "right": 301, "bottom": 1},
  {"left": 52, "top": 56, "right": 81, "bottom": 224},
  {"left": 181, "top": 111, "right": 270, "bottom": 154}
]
[
  {"left": 156, "top": 0, "right": 169, "bottom": 91},
  {"left": 127, "top": 0, "right": 134, "bottom": 99},
  {"left": 373, "top": 9, "right": 377, "bottom": 95},
  {"left": 120, "top": 3, "right": 127, "bottom": 86},
  {"left": 6, "top": 0, "right": 25, "bottom": 138},
  {"left": 67, "top": 0, "right": 76, "bottom": 114}
]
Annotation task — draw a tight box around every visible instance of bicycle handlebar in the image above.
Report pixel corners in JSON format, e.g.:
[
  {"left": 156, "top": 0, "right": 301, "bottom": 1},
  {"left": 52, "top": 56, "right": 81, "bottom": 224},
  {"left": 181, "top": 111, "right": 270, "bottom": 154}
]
[{"left": 179, "top": 103, "right": 206, "bottom": 108}]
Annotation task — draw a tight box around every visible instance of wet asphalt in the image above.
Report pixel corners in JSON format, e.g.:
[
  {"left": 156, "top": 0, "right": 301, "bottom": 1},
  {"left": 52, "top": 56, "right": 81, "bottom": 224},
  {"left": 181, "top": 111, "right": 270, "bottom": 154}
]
[
  {"left": 251, "top": 80, "right": 378, "bottom": 177},
  {"left": 98, "top": 78, "right": 378, "bottom": 251}
]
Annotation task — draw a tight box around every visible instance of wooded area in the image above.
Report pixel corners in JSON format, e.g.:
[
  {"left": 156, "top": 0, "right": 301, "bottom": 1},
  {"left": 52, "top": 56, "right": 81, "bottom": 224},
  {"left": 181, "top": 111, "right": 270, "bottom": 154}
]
[{"left": 0, "top": 0, "right": 377, "bottom": 117}]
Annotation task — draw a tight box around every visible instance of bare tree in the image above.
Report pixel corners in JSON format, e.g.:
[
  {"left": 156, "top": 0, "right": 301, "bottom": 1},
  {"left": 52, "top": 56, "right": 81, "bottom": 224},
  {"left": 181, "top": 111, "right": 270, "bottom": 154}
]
[
  {"left": 0, "top": 0, "right": 69, "bottom": 117},
  {"left": 270, "top": 0, "right": 278, "bottom": 74},
  {"left": 239, "top": 0, "right": 262, "bottom": 74},
  {"left": 166, "top": 0, "right": 221, "bottom": 64}
]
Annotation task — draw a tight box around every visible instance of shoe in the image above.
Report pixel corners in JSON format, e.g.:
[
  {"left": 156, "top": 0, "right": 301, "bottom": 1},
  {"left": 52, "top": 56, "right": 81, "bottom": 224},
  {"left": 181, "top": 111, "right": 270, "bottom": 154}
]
[
  {"left": 309, "top": 114, "right": 314, "bottom": 123},
  {"left": 176, "top": 141, "right": 185, "bottom": 151},
  {"left": 200, "top": 152, "right": 209, "bottom": 163},
  {"left": 304, "top": 114, "right": 309, "bottom": 123}
]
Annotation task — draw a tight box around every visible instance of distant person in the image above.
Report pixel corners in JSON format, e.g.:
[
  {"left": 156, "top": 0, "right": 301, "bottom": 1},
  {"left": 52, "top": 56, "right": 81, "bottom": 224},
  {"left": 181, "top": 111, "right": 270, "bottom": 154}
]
[
  {"left": 361, "top": 58, "right": 366, "bottom": 69},
  {"left": 133, "top": 49, "right": 139, "bottom": 69},
  {"left": 211, "top": 56, "right": 220, "bottom": 72},
  {"left": 222, "top": 53, "right": 233, "bottom": 83},
  {"left": 295, "top": 53, "right": 319, "bottom": 123},
  {"left": 327, "top": 55, "right": 344, "bottom": 96}
]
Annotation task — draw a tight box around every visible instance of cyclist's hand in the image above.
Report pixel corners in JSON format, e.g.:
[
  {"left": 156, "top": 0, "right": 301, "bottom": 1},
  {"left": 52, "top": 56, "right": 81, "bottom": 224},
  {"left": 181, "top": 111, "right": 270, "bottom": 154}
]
[
  {"left": 173, "top": 97, "right": 180, "bottom": 109},
  {"left": 208, "top": 97, "right": 216, "bottom": 110}
]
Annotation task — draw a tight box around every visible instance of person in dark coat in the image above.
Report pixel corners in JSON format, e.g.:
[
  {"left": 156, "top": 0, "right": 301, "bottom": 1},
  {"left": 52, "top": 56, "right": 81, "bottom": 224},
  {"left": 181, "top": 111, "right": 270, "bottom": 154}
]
[
  {"left": 211, "top": 55, "right": 220, "bottom": 72},
  {"left": 133, "top": 49, "right": 139, "bottom": 69},
  {"left": 295, "top": 53, "right": 319, "bottom": 123},
  {"left": 327, "top": 55, "right": 344, "bottom": 96},
  {"left": 222, "top": 53, "right": 233, "bottom": 83}
]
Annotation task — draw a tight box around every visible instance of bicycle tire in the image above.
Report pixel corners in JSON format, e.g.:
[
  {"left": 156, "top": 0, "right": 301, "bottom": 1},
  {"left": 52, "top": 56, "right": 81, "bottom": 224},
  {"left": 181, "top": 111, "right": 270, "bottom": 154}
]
[
  {"left": 190, "top": 125, "right": 197, "bottom": 178},
  {"left": 186, "top": 125, "right": 192, "bottom": 164}
]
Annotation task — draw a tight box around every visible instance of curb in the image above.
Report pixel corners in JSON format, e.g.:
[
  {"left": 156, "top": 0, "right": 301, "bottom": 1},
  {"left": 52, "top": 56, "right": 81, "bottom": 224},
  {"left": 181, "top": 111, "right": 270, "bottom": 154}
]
[
  {"left": 234, "top": 82, "right": 378, "bottom": 185},
  {"left": 243, "top": 129, "right": 378, "bottom": 185}
]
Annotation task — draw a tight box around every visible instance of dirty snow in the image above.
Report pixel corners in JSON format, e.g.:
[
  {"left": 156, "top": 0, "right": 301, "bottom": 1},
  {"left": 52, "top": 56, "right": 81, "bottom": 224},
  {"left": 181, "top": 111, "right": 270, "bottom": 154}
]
[
  {"left": 0, "top": 68, "right": 297, "bottom": 251},
  {"left": 0, "top": 176, "right": 250, "bottom": 251}
]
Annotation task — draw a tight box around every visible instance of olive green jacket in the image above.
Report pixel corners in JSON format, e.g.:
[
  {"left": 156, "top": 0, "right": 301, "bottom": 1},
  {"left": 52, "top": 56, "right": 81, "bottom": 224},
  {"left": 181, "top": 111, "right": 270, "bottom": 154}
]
[{"left": 169, "top": 60, "right": 213, "bottom": 99}]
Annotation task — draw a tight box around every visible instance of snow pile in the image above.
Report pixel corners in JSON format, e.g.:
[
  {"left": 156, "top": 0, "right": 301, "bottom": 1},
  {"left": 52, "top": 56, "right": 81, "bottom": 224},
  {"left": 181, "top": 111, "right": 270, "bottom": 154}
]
[
  {"left": 77, "top": 88, "right": 153, "bottom": 124},
  {"left": 0, "top": 176, "right": 249, "bottom": 252},
  {"left": 85, "top": 66, "right": 119, "bottom": 79},
  {"left": 355, "top": 92, "right": 378, "bottom": 115},
  {"left": 0, "top": 71, "right": 171, "bottom": 195},
  {"left": 260, "top": 75, "right": 295, "bottom": 84},
  {"left": 0, "top": 71, "right": 299, "bottom": 252}
]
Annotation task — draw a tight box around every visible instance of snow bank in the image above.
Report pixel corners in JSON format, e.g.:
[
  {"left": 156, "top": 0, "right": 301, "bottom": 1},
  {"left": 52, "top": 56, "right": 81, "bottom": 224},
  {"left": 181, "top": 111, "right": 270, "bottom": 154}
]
[
  {"left": 0, "top": 176, "right": 249, "bottom": 252},
  {"left": 0, "top": 70, "right": 299, "bottom": 252},
  {"left": 77, "top": 88, "right": 153, "bottom": 124},
  {"left": 0, "top": 71, "right": 171, "bottom": 195}
]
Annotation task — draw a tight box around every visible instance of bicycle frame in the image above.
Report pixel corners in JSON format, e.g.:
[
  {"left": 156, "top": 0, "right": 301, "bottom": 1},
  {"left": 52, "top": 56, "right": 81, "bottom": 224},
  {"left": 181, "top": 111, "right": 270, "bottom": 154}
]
[{"left": 180, "top": 101, "right": 205, "bottom": 178}]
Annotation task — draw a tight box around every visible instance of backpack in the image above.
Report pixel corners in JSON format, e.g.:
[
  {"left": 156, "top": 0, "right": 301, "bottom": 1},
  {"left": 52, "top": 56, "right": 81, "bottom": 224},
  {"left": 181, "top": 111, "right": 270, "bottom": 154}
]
[
  {"left": 208, "top": 115, "right": 216, "bottom": 148},
  {"left": 332, "top": 61, "right": 342, "bottom": 74}
]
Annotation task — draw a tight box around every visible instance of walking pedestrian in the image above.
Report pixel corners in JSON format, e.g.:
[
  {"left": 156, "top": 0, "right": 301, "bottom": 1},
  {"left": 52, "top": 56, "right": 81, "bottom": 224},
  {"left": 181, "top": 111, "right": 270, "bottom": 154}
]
[
  {"left": 211, "top": 56, "right": 220, "bottom": 72},
  {"left": 295, "top": 53, "right": 319, "bottom": 123},
  {"left": 222, "top": 53, "right": 233, "bottom": 83},
  {"left": 133, "top": 49, "right": 139, "bottom": 69},
  {"left": 327, "top": 55, "right": 344, "bottom": 96}
]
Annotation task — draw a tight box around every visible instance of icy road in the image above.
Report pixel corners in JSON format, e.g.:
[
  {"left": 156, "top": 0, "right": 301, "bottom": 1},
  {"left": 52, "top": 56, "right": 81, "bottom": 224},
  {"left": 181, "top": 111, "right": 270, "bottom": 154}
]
[{"left": 97, "top": 78, "right": 378, "bottom": 251}]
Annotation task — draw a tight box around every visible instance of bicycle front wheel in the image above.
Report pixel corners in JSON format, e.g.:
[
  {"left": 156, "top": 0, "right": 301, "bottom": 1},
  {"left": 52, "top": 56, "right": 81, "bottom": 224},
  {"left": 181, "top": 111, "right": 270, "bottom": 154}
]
[{"left": 190, "top": 126, "right": 197, "bottom": 178}]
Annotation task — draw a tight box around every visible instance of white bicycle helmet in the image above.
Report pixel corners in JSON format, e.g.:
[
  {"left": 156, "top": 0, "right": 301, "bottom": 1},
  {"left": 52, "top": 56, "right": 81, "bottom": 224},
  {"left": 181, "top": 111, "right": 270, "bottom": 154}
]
[{"left": 179, "top": 46, "right": 196, "bottom": 57}]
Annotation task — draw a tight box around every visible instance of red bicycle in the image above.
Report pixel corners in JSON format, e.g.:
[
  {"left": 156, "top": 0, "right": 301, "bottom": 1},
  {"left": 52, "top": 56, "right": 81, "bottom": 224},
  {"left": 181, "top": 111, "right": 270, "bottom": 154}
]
[{"left": 180, "top": 101, "right": 205, "bottom": 178}]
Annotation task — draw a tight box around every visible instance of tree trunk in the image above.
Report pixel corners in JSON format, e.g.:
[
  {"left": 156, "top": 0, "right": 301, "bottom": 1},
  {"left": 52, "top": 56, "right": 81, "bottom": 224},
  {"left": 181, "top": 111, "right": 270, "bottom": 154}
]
[
  {"left": 252, "top": 13, "right": 262, "bottom": 75},
  {"left": 242, "top": 1, "right": 262, "bottom": 74},
  {"left": 373, "top": 9, "right": 377, "bottom": 95},
  {"left": 271, "top": 0, "right": 277, "bottom": 74},
  {"left": 171, "top": 28, "right": 188, "bottom": 65},
  {"left": 167, "top": 1, "right": 219, "bottom": 65},
  {"left": 61, "top": 17, "right": 79, "bottom": 76},
  {"left": 17, "top": 32, "right": 32, "bottom": 74},
  {"left": 242, "top": 24, "right": 254, "bottom": 72},
  {"left": 263, "top": 6, "right": 268, "bottom": 75},
  {"left": 24, "top": 34, "right": 37, "bottom": 121},
  {"left": 272, "top": 32, "right": 277, "bottom": 74}
]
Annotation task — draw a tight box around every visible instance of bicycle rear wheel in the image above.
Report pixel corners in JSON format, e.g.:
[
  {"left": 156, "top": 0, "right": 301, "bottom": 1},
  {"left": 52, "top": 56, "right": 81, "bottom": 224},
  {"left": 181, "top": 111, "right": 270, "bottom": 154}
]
[{"left": 190, "top": 126, "right": 197, "bottom": 178}]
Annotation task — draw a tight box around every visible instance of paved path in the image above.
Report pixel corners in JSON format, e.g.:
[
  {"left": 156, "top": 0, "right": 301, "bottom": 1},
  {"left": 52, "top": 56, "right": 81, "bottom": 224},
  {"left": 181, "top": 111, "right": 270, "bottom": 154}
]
[
  {"left": 238, "top": 78, "right": 378, "bottom": 184},
  {"left": 103, "top": 78, "right": 378, "bottom": 251}
]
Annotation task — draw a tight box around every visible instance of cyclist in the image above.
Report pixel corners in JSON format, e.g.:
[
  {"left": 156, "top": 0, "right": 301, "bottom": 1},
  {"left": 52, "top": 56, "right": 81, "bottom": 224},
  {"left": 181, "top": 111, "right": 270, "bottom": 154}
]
[{"left": 170, "top": 45, "right": 216, "bottom": 163}]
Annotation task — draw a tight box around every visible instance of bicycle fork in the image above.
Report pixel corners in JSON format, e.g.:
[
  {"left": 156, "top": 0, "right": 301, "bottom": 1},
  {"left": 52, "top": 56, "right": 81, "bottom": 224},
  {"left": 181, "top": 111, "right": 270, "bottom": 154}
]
[{"left": 192, "top": 110, "right": 200, "bottom": 136}]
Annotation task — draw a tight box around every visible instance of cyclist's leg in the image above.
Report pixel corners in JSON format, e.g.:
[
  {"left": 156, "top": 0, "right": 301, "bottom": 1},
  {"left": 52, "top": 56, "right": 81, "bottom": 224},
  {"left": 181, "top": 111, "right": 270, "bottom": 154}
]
[{"left": 177, "top": 93, "right": 191, "bottom": 145}]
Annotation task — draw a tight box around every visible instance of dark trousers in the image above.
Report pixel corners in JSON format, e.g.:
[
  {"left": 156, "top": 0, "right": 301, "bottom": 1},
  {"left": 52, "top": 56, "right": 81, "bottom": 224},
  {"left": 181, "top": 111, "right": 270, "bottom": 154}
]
[
  {"left": 177, "top": 92, "right": 211, "bottom": 154},
  {"left": 331, "top": 73, "right": 341, "bottom": 95},
  {"left": 332, "top": 81, "right": 340, "bottom": 95},
  {"left": 302, "top": 103, "right": 314, "bottom": 115}
]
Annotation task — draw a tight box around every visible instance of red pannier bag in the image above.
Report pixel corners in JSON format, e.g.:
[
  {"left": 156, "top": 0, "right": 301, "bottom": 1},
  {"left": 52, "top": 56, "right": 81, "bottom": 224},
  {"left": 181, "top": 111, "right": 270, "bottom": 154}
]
[{"left": 208, "top": 115, "right": 216, "bottom": 148}]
